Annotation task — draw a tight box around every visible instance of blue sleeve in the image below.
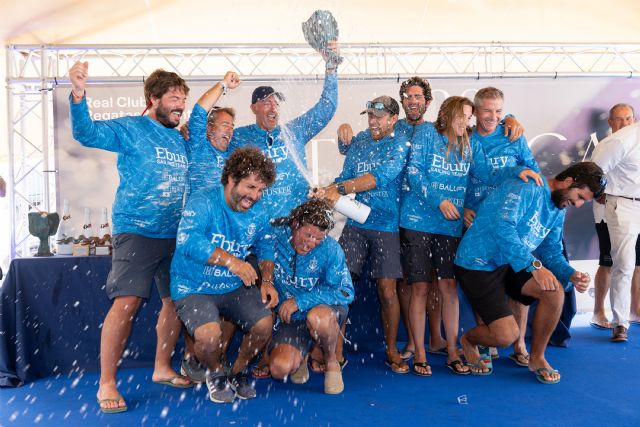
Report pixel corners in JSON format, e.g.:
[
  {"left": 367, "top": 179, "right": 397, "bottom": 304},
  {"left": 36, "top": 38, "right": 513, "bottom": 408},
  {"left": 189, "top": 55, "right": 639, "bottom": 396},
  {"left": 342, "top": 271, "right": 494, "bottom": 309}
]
[
  {"left": 188, "top": 104, "right": 208, "bottom": 148},
  {"left": 176, "top": 193, "right": 218, "bottom": 265},
  {"left": 69, "top": 95, "right": 130, "bottom": 154},
  {"left": 537, "top": 216, "right": 576, "bottom": 289},
  {"left": 295, "top": 247, "right": 355, "bottom": 313},
  {"left": 370, "top": 134, "right": 408, "bottom": 188},
  {"left": 286, "top": 73, "right": 338, "bottom": 147},
  {"left": 489, "top": 183, "right": 538, "bottom": 272},
  {"left": 253, "top": 221, "right": 275, "bottom": 262},
  {"left": 407, "top": 127, "right": 442, "bottom": 210},
  {"left": 517, "top": 137, "right": 540, "bottom": 172}
]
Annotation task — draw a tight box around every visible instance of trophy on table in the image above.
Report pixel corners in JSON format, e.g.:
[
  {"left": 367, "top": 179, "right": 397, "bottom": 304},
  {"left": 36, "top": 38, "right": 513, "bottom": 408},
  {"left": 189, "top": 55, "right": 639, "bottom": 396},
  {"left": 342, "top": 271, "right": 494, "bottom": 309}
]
[
  {"left": 302, "top": 10, "right": 344, "bottom": 69},
  {"left": 28, "top": 211, "right": 60, "bottom": 257}
]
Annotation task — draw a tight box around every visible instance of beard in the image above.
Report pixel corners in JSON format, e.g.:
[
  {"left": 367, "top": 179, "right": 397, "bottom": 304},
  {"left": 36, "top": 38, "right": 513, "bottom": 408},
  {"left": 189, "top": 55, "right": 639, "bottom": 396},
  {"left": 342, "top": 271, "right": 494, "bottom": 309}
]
[
  {"left": 155, "top": 103, "right": 182, "bottom": 128},
  {"left": 229, "top": 185, "right": 256, "bottom": 212}
]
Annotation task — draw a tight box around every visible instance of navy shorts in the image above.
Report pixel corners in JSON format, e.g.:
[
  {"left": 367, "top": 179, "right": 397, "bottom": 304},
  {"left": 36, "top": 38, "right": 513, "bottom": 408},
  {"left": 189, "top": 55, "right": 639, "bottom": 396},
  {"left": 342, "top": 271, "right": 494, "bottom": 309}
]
[
  {"left": 271, "top": 305, "right": 348, "bottom": 356},
  {"left": 174, "top": 286, "right": 272, "bottom": 336},
  {"left": 106, "top": 233, "right": 175, "bottom": 300},
  {"left": 455, "top": 264, "right": 534, "bottom": 325},
  {"left": 338, "top": 224, "right": 402, "bottom": 279},
  {"left": 400, "top": 228, "right": 459, "bottom": 282}
]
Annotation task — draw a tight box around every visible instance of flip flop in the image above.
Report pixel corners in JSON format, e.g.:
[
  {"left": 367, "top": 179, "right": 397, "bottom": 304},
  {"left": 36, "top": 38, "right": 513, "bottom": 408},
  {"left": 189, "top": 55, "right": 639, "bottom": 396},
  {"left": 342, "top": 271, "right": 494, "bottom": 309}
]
[
  {"left": 590, "top": 318, "right": 612, "bottom": 329},
  {"left": 338, "top": 358, "right": 348, "bottom": 370},
  {"left": 153, "top": 374, "right": 194, "bottom": 388},
  {"left": 251, "top": 363, "right": 271, "bottom": 379},
  {"left": 533, "top": 367, "right": 560, "bottom": 384},
  {"left": 399, "top": 348, "right": 415, "bottom": 360},
  {"left": 478, "top": 346, "right": 493, "bottom": 374},
  {"left": 508, "top": 352, "right": 530, "bottom": 367},
  {"left": 385, "top": 358, "right": 410, "bottom": 374},
  {"left": 467, "top": 361, "right": 492, "bottom": 376},
  {"left": 97, "top": 396, "right": 128, "bottom": 414},
  {"left": 445, "top": 360, "right": 470, "bottom": 375},
  {"left": 426, "top": 347, "right": 448, "bottom": 356},
  {"left": 412, "top": 361, "right": 432, "bottom": 377}
]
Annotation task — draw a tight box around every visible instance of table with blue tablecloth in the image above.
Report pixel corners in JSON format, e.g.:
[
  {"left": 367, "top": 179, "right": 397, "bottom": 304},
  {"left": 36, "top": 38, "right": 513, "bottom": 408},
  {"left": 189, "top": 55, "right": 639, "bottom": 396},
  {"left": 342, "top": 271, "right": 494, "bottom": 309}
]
[{"left": 0, "top": 256, "right": 164, "bottom": 387}]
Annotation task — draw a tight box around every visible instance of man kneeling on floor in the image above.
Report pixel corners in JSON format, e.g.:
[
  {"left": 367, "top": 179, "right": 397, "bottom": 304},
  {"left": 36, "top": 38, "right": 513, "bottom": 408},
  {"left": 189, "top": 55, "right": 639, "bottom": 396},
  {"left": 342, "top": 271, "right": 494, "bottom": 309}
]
[
  {"left": 268, "top": 199, "right": 354, "bottom": 394},
  {"left": 454, "top": 162, "right": 606, "bottom": 384},
  {"left": 170, "top": 147, "right": 279, "bottom": 403}
]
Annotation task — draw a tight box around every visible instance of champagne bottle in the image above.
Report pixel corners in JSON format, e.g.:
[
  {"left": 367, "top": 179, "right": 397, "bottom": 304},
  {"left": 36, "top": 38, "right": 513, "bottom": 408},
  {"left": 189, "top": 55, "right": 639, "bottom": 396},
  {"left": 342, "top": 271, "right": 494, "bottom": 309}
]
[
  {"left": 98, "top": 207, "right": 112, "bottom": 242},
  {"left": 81, "top": 207, "right": 95, "bottom": 239},
  {"left": 56, "top": 199, "right": 74, "bottom": 255}
]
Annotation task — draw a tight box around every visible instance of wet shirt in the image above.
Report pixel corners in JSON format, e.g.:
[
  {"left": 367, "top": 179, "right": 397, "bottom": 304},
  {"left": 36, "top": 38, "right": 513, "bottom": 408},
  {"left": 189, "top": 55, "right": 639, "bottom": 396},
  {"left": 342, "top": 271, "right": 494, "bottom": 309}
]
[
  {"left": 70, "top": 96, "right": 187, "bottom": 238},
  {"left": 337, "top": 130, "right": 409, "bottom": 232},
  {"left": 170, "top": 186, "right": 274, "bottom": 299},
  {"left": 465, "top": 124, "right": 539, "bottom": 212},
  {"left": 272, "top": 226, "right": 354, "bottom": 321},
  {"left": 400, "top": 124, "right": 491, "bottom": 237},
  {"left": 185, "top": 104, "right": 229, "bottom": 196},
  {"left": 231, "top": 73, "right": 338, "bottom": 218},
  {"left": 455, "top": 178, "right": 575, "bottom": 289}
]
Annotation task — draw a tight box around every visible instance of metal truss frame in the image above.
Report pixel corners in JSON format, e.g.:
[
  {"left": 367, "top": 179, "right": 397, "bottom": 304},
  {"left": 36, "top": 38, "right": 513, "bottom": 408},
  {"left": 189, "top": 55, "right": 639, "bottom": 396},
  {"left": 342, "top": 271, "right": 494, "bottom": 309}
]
[{"left": 6, "top": 42, "right": 640, "bottom": 257}]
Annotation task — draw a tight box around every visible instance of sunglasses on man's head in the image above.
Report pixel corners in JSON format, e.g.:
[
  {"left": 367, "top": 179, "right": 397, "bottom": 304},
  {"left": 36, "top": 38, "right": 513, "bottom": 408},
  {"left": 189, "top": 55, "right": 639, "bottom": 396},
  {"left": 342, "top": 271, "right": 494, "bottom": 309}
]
[
  {"left": 366, "top": 101, "right": 388, "bottom": 111},
  {"left": 594, "top": 174, "right": 607, "bottom": 199}
]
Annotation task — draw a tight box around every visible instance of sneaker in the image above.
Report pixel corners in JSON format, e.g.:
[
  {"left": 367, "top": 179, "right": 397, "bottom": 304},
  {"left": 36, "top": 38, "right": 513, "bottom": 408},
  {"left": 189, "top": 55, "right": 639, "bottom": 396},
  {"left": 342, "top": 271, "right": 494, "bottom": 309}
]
[
  {"left": 206, "top": 372, "right": 235, "bottom": 404},
  {"left": 229, "top": 371, "right": 257, "bottom": 400},
  {"left": 181, "top": 356, "right": 206, "bottom": 383}
]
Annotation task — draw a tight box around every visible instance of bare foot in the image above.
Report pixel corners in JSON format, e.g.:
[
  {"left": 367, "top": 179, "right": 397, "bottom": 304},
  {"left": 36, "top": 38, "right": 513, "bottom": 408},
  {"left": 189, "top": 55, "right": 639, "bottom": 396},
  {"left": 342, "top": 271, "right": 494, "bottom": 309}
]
[
  {"left": 97, "top": 383, "right": 126, "bottom": 412},
  {"left": 460, "top": 334, "right": 490, "bottom": 374},
  {"left": 528, "top": 356, "right": 560, "bottom": 383},
  {"left": 152, "top": 367, "right": 192, "bottom": 386}
]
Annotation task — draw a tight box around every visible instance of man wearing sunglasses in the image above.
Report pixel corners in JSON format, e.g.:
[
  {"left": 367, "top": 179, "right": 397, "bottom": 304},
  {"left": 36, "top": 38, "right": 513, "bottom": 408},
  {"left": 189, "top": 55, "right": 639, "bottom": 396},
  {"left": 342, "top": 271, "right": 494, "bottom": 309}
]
[
  {"left": 335, "top": 78, "right": 527, "bottom": 364},
  {"left": 454, "top": 162, "right": 605, "bottom": 384},
  {"left": 231, "top": 40, "right": 340, "bottom": 219},
  {"left": 317, "top": 96, "right": 410, "bottom": 374},
  {"left": 592, "top": 119, "right": 640, "bottom": 342}
]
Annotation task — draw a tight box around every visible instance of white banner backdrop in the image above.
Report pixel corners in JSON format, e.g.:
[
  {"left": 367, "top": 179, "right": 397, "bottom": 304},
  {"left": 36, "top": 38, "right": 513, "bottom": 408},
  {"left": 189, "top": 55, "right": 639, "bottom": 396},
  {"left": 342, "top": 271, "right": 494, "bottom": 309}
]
[{"left": 53, "top": 77, "right": 640, "bottom": 261}]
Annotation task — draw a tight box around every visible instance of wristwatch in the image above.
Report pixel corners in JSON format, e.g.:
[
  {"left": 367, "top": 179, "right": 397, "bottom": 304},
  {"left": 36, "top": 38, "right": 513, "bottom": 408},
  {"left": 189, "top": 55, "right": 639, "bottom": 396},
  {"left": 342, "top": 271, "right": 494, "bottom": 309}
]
[
  {"left": 336, "top": 182, "right": 347, "bottom": 196},
  {"left": 526, "top": 259, "right": 542, "bottom": 273}
]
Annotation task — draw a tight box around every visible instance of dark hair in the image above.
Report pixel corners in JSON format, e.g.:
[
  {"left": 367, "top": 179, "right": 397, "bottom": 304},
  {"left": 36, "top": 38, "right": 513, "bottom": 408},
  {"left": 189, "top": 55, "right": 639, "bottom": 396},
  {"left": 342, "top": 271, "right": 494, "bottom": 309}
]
[
  {"left": 207, "top": 106, "right": 236, "bottom": 126},
  {"left": 221, "top": 147, "right": 276, "bottom": 187},
  {"left": 399, "top": 76, "right": 433, "bottom": 101},
  {"left": 144, "top": 69, "right": 190, "bottom": 104},
  {"left": 555, "top": 161, "right": 606, "bottom": 198},
  {"left": 272, "top": 198, "right": 335, "bottom": 231},
  {"left": 474, "top": 87, "right": 504, "bottom": 108}
]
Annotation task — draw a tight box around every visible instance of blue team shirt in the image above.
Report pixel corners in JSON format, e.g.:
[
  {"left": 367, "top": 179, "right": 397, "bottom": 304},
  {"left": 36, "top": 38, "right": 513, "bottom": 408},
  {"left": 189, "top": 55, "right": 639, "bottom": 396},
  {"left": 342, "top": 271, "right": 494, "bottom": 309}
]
[
  {"left": 337, "top": 130, "right": 409, "bottom": 232},
  {"left": 400, "top": 124, "right": 491, "bottom": 237},
  {"left": 272, "top": 226, "right": 354, "bottom": 321},
  {"left": 465, "top": 124, "right": 540, "bottom": 212},
  {"left": 70, "top": 96, "right": 187, "bottom": 238},
  {"left": 185, "top": 104, "right": 229, "bottom": 196},
  {"left": 231, "top": 73, "right": 338, "bottom": 218},
  {"left": 455, "top": 178, "right": 576, "bottom": 289},
  {"left": 170, "top": 186, "right": 274, "bottom": 299}
]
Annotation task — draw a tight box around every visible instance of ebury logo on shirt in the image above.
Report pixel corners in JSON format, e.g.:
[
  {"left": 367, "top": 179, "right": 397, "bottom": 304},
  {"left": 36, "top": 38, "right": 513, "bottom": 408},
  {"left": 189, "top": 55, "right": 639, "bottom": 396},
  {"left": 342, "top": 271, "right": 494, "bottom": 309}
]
[
  {"left": 489, "top": 156, "right": 511, "bottom": 170},
  {"left": 526, "top": 211, "right": 551, "bottom": 239},
  {"left": 274, "top": 263, "right": 319, "bottom": 290},
  {"left": 210, "top": 233, "right": 251, "bottom": 257},
  {"left": 430, "top": 154, "right": 471, "bottom": 176},
  {"left": 155, "top": 147, "right": 187, "bottom": 168},
  {"left": 357, "top": 161, "right": 376, "bottom": 174},
  {"left": 265, "top": 145, "right": 289, "bottom": 163}
]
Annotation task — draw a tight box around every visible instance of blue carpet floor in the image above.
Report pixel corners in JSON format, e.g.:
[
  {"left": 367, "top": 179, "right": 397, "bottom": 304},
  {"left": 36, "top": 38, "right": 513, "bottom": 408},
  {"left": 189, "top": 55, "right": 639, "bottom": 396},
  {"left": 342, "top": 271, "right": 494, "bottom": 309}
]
[{"left": 1, "top": 321, "right": 639, "bottom": 427}]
